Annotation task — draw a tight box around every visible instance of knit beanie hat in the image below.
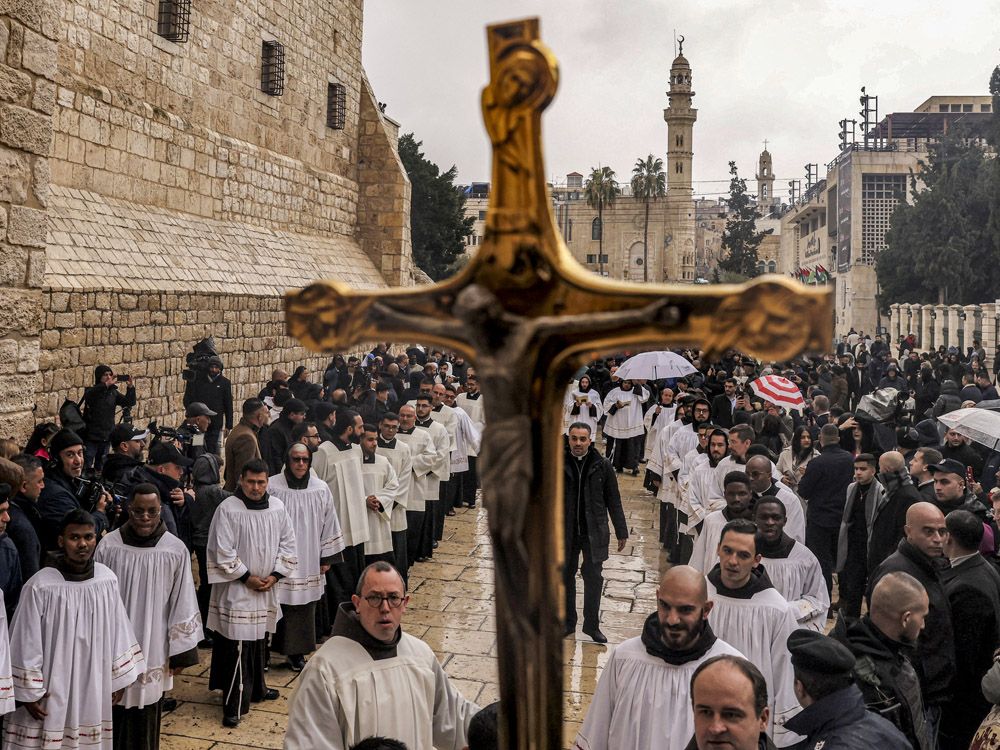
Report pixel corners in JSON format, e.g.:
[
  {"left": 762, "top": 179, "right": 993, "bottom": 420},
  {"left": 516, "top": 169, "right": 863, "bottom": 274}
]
[{"left": 50, "top": 428, "right": 84, "bottom": 456}]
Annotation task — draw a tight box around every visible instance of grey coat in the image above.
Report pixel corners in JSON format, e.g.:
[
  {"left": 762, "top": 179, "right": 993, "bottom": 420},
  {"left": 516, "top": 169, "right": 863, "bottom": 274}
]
[{"left": 836, "top": 479, "right": 887, "bottom": 572}]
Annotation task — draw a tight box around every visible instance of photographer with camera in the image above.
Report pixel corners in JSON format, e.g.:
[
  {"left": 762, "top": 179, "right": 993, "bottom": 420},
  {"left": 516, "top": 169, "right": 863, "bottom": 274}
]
[
  {"left": 182, "top": 354, "right": 233, "bottom": 457},
  {"left": 100, "top": 423, "right": 149, "bottom": 485},
  {"left": 124, "top": 442, "right": 193, "bottom": 543},
  {"left": 37, "top": 429, "right": 110, "bottom": 553},
  {"left": 180, "top": 402, "right": 218, "bottom": 461},
  {"left": 81, "top": 365, "right": 137, "bottom": 472}
]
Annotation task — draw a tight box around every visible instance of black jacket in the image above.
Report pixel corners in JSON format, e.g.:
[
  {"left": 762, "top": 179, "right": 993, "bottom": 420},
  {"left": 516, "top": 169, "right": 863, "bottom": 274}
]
[
  {"left": 563, "top": 445, "right": 627, "bottom": 564},
  {"left": 262, "top": 415, "right": 296, "bottom": 476},
  {"left": 830, "top": 615, "right": 929, "bottom": 750},
  {"left": 6, "top": 494, "right": 42, "bottom": 582},
  {"left": 939, "top": 554, "right": 1000, "bottom": 746},
  {"left": 710, "top": 393, "right": 735, "bottom": 428},
  {"left": 37, "top": 469, "right": 109, "bottom": 552},
  {"left": 798, "top": 444, "right": 855, "bottom": 529},
  {"left": 183, "top": 372, "right": 234, "bottom": 430},
  {"left": 82, "top": 384, "right": 136, "bottom": 442},
  {"left": 785, "top": 684, "right": 912, "bottom": 749},
  {"left": 869, "top": 472, "right": 922, "bottom": 570},
  {"left": 124, "top": 465, "right": 186, "bottom": 542},
  {"left": 101, "top": 453, "right": 143, "bottom": 485},
  {"left": 867, "top": 539, "right": 955, "bottom": 706}
]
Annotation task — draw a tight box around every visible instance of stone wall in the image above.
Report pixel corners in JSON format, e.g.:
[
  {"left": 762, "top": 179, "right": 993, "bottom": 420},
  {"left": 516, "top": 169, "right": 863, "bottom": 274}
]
[
  {"left": 0, "top": 0, "right": 57, "bottom": 438},
  {"left": 35, "top": 286, "right": 344, "bottom": 428}
]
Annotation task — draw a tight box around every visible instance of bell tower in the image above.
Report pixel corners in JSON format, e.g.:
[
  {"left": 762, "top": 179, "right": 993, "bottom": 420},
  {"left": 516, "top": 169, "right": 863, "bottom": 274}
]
[
  {"left": 757, "top": 144, "right": 776, "bottom": 214},
  {"left": 663, "top": 37, "right": 697, "bottom": 281}
]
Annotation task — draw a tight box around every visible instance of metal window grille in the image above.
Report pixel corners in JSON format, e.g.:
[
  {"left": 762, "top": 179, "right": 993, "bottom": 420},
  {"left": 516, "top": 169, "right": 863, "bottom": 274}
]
[
  {"left": 157, "top": 0, "right": 191, "bottom": 43},
  {"left": 327, "top": 83, "right": 346, "bottom": 129},
  {"left": 261, "top": 40, "right": 285, "bottom": 96}
]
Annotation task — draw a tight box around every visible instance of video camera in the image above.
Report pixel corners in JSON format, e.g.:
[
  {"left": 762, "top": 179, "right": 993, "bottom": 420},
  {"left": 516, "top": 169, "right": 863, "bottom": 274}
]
[
  {"left": 76, "top": 473, "right": 128, "bottom": 520},
  {"left": 146, "top": 419, "right": 196, "bottom": 446},
  {"left": 181, "top": 337, "right": 220, "bottom": 382}
]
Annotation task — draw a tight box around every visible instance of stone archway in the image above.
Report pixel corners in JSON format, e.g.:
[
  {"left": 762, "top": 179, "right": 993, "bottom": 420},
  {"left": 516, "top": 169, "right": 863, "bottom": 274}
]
[{"left": 626, "top": 240, "right": 645, "bottom": 282}]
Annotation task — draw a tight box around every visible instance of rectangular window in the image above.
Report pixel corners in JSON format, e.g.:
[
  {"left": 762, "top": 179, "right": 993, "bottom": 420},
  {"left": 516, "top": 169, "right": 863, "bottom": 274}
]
[
  {"left": 963, "top": 103, "right": 973, "bottom": 112},
  {"left": 983, "top": 104, "right": 993, "bottom": 112},
  {"left": 326, "top": 82, "right": 346, "bottom": 128},
  {"left": 261, "top": 40, "right": 285, "bottom": 97},
  {"left": 951, "top": 104, "right": 961, "bottom": 112},
  {"left": 939, "top": 104, "right": 949, "bottom": 112},
  {"left": 478, "top": 210, "right": 486, "bottom": 220},
  {"left": 860, "top": 173, "right": 906, "bottom": 265},
  {"left": 566, "top": 218, "right": 572, "bottom": 241},
  {"left": 157, "top": 0, "right": 191, "bottom": 42},
  {"left": 599, "top": 254, "right": 608, "bottom": 263},
  {"left": 586, "top": 254, "right": 596, "bottom": 264}
]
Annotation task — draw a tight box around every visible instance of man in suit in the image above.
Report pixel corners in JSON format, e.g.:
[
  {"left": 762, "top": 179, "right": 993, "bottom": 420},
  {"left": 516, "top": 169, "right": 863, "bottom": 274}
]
[{"left": 710, "top": 378, "right": 738, "bottom": 429}]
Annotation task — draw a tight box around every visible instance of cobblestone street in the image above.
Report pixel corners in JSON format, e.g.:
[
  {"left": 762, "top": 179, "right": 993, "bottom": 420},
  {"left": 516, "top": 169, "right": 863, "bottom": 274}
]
[{"left": 161, "top": 472, "right": 660, "bottom": 749}]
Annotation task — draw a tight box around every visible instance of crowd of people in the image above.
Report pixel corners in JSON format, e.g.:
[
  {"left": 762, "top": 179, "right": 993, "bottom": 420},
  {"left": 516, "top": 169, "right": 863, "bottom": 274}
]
[{"left": 2, "top": 330, "right": 1000, "bottom": 749}]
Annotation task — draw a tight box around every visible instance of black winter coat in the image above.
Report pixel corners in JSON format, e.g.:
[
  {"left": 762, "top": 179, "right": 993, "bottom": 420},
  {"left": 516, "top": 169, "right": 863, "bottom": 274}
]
[
  {"left": 6, "top": 494, "right": 42, "bottom": 582},
  {"left": 869, "top": 475, "right": 922, "bottom": 570},
  {"left": 563, "top": 446, "right": 627, "bottom": 564},
  {"left": 37, "top": 469, "right": 109, "bottom": 552},
  {"left": 867, "top": 539, "right": 955, "bottom": 707},
  {"left": 785, "top": 684, "right": 912, "bottom": 749},
  {"left": 798, "top": 444, "right": 855, "bottom": 529},
  {"left": 183, "top": 373, "right": 234, "bottom": 430},
  {"left": 82, "top": 384, "right": 136, "bottom": 442}
]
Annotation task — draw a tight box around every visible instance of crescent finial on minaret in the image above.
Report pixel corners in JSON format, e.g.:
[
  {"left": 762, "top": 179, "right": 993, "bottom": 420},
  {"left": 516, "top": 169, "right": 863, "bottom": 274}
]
[{"left": 677, "top": 34, "right": 684, "bottom": 55}]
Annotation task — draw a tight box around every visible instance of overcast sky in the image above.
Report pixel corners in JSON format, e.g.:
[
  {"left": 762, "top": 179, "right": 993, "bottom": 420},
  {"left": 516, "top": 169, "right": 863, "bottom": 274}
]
[{"left": 362, "top": 1, "right": 998, "bottom": 202}]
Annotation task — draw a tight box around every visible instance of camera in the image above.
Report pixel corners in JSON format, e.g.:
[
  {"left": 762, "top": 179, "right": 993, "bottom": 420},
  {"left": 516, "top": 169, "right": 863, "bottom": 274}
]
[
  {"left": 117, "top": 374, "right": 132, "bottom": 382},
  {"left": 147, "top": 420, "right": 195, "bottom": 446},
  {"left": 181, "top": 337, "right": 220, "bottom": 382},
  {"left": 76, "top": 474, "right": 126, "bottom": 513}
]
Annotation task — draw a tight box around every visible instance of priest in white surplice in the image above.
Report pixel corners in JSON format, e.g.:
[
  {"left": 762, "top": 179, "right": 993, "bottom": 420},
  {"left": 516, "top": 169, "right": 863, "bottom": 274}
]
[
  {"left": 705, "top": 518, "right": 803, "bottom": 747},
  {"left": 359, "top": 424, "right": 401, "bottom": 566},
  {"left": 312, "top": 409, "right": 369, "bottom": 608},
  {"left": 414, "top": 394, "right": 451, "bottom": 558},
  {"left": 690, "top": 471, "right": 756, "bottom": 575},
  {"left": 5, "top": 509, "right": 145, "bottom": 750},
  {"left": 753, "top": 497, "right": 829, "bottom": 631},
  {"left": 284, "top": 561, "right": 479, "bottom": 750},
  {"left": 641, "top": 387, "right": 676, "bottom": 462},
  {"left": 396, "top": 405, "right": 439, "bottom": 565},
  {"left": 602, "top": 380, "right": 648, "bottom": 474},
  {"left": 376, "top": 413, "right": 413, "bottom": 577},
  {"left": 745, "top": 455, "right": 805, "bottom": 544},
  {"left": 563, "top": 375, "right": 603, "bottom": 437},
  {"left": 574, "top": 566, "right": 742, "bottom": 750},
  {"left": 454, "top": 368, "right": 485, "bottom": 508},
  {"left": 207, "top": 459, "right": 297, "bottom": 727},
  {"left": 0, "top": 589, "right": 11, "bottom": 718},
  {"left": 94, "top": 485, "right": 202, "bottom": 750},
  {"left": 268, "top": 443, "right": 345, "bottom": 671}
]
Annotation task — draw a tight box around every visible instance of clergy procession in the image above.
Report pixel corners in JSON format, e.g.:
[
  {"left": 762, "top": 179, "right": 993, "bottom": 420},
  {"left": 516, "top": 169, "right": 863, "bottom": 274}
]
[{"left": 3, "top": 336, "right": 1000, "bottom": 749}]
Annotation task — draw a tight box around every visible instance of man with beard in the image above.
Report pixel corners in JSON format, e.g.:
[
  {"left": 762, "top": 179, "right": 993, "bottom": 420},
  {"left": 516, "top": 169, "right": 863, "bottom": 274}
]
[
  {"left": 710, "top": 378, "right": 739, "bottom": 429},
  {"left": 101, "top": 424, "right": 149, "bottom": 484},
  {"left": 908, "top": 447, "right": 941, "bottom": 501},
  {"left": 668, "top": 398, "right": 711, "bottom": 479},
  {"left": 37, "top": 429, "right": 111, "bottom": 552},
  {"left": 866, "top": 502, "right": 954, "bottom": 747},
  {"left": 690, "top": 472, "right": 755, "bottom": 575},
  {"left": 754, "top": 498, "right": 828, "bottom": 631},
  {"left": 574, "top": 566, "right": 742, "bottom": 750},
  {"left": 939, "top": 428, "right": 985, "bottom": 478},
  {"left": 602, "top": 379, "right": 649, "bottom": 475},
  {"left": 262, "top": 398, "right": 307, "bottom": 475},
  {"left": 359, "top": 424, "right": 401, "bottom": 568},
  {"left": 711, "top": 424, "right": 755, "bottom": 500},
  {"left": 394, "top": 405, "right": 438, "bottom": 566},
  {"left": 5, "top": 509, "right": 145, "bottom": 750},
  {"left": 413, "top": 394, "right": 451, "bottom": 554},
  {"left": 745, "top": 455, "right": 804, "bottom": 543},
  {"left": 313, "top": 402, "right": 338, "bottom": 444},
  {"left": 206, "top": 460, "right": 296, "bottom": 727},
  {"left": 833, "top": 453, "right": 884, "bottom": 618},
  {"left": 376, "top": 413, "right": 413, "bottom": 577},
  {"left": 680, "top": 428, "right": 730, "bottom": 541},
  {"left": 704, "top": 519, "right": 802, "bottom": 747},
  {"left": 563, "top": 423, "right": 628, "bottom": 644},
  {"left": 267, "top": 444, "right": 344, "bottom": 672},
  {"left": 928, "top": 457, "right": 993, "bottom": 531},
  {"left": 223, "top": 399, "right": 269, "bottom": 492},
  {"left": 312, "top": 410, "right": 369, "bottom": 608},
  {"left": 290, "top": 421, "right": 322, "bottom": 454},
  {"left": 94, "top": 485, "right": 202, "bottom": 749}
]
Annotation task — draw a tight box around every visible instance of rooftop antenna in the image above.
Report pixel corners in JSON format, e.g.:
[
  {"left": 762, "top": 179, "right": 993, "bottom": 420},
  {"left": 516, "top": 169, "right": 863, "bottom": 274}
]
[{"left": 673, "top": 29, "right": 676, "bottom": 57}]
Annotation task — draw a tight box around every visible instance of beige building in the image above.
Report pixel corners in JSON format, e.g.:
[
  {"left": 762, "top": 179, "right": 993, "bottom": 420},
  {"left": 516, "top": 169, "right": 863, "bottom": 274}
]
[
  {"left": 0, "top": 0, "right": 413, "bottom": 437},
  {"left": 778, "top": 94, "right": 993, "bottom": 338}
]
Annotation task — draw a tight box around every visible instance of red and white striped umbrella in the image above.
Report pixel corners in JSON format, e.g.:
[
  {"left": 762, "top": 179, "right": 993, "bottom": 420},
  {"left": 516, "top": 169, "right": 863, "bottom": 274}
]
[{"left": 749, "top": 375, "right": 806, "bottom": 413}]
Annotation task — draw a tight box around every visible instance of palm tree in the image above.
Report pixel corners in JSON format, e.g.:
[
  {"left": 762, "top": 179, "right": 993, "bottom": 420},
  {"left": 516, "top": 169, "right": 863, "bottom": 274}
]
[
  {"left": 583, "top": 166, "right": 620, "bottom": 276},
  {"left": 630, "top": 154, "right": 666, "bottom": 282}
]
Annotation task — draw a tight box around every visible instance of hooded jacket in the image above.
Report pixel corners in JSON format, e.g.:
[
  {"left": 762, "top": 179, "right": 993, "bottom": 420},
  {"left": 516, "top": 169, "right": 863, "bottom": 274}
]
[
  {"left": 81, "top": 373, "right": 136, "bottom": 443},
  {"left": 189, "top": 453, "right": 230, "bottom": 548}
]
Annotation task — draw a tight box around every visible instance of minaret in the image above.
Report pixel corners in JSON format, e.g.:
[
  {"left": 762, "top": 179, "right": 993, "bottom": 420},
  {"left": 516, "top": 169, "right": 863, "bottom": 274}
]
[
  {"left": 663, "top": 38, "right": 697, "bottom": 281},
  {"left": 756, "top": 144, "right": 775, "bottom": 215}
]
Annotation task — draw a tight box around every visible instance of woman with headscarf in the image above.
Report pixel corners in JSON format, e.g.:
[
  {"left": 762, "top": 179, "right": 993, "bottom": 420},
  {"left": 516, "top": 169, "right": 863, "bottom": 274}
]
[
  {"left": 288, "top": 366, "right": 313, "bottom": 400},
  {"left": 267, "top": 443, "right": 345, "bottom": 671}
]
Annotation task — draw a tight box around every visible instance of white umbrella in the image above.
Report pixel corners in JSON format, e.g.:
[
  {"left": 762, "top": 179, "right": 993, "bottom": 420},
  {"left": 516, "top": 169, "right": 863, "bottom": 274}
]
[
  {"left": 615, "top": 351, "right": 697, "bottom": 381},
  {"left": 938, "top": 407, "right": 1000, "bottom": 451}
]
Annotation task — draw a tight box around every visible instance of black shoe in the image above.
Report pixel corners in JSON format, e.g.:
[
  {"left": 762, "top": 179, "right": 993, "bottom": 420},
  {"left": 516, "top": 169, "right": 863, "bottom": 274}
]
[
  {"left": 287, "top": 656, "right": 305, "bottom": 672},
  {"left": 563, "top": 626, "right": 576, "bottom": 638},
  {"left": 631, "top": 468, "right": 640, "bottom": 476},
  {"left": 222, "top": 714, "right": 240, "bottom": 728},
  {"left": 262, "top": 688, "right": 280, "bottom": 701},
  {"left": 465, "top": 503, "right": 475, "bottom": 508},
  {"left": 198, "top": 638, "right": 214, "bottom": 649},
  {"left": 162, "top": 697, "right": 178, "bottom": 712},
  {"left": 432, "top": 541, "right": 439, "bottom": 549},
  {"left": 583, "top": 627, "right": 608, "bottom": 644}
]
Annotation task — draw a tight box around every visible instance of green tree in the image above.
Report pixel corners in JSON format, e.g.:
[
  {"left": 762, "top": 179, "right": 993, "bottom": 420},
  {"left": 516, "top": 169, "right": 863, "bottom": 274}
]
[
  {"left": 631, "top": 154, "right": 666, "bottom": 282},
  {"left": 717, "top": 161, "right": 769, "bottom": 279},
  {"left": 397, "top": 133, "right": 474, "bottom": 280},
  {"left": 584, "top": 166, "right": 620, "bottom": 276}
]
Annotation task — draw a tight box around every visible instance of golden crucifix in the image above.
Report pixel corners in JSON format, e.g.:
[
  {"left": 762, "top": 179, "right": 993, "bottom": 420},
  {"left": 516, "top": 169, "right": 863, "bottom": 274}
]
[{"left": 287, "top": 17, "right": 830, "bottom": 749}]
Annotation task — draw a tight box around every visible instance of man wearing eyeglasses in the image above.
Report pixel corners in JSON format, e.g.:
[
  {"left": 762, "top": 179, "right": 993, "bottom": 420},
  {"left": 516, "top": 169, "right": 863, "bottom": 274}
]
[
  {"left": 285, "top": 561, "right": 479, "bottom": 750},
  {"left": 95, "top": 483, "right": 203, "bottom": 748}
]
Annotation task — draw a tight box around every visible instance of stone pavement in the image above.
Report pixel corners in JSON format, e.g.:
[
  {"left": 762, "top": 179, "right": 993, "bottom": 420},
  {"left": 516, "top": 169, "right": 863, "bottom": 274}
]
[{"left": 160, "top": 471, "right": 660, "bottom": 749}]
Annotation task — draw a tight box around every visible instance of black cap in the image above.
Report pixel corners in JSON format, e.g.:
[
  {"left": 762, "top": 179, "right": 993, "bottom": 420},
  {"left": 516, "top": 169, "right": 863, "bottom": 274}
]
[
  {"left": 185, "top": 402, "right": 218, "bottom": 418},
  {"left": 50, "top": 429, "right": 84, "bottom": 457},
  {"left": 787, "top": 629, "right": 855, "bottom": 675},
  {"left": 927, "top": 458, "right": 967, "bottom": 477},
  {"left": 109, "top": 424, "right": 149, "bottom": 445},
  {"left": 284, "top": 398, "right": 307, "bottom": 414},
  {"left": 147, "top": 441, "right": 193, "bottom": 468}
]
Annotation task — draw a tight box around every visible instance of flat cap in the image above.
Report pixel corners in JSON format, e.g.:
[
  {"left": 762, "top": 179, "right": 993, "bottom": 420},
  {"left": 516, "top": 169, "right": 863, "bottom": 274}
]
[{"left": 787, "top": 629, "right": 855, "bottom": 675}]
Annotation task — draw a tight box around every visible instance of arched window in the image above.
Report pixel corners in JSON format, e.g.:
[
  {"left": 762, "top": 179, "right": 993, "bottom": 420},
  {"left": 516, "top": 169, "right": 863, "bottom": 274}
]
[
  {"left": 756, "top": 261, "right": 766, "bottom": 275},
  {"left": 591, "top": 217, "right": 602, "bottom": 240},
  {"left": 675, "top": 163, "right": 683, "bottom": 174},
  {"left": 676, "top": 134, "right": 683, "bottom": 148},
  {"left": 768, "top": 261, "right": 776, "bottom": 273},
  {"left": 761, "top": 184, "right": 769, "bottom": 199}
]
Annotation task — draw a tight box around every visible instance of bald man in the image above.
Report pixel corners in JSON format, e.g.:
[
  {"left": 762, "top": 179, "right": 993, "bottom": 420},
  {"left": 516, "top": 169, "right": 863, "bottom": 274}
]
[
  {"left": 574, "top": 566, "right": 742, "bottom": 750},
  {"left": 867, "top": 451, "right": 922, "bottom": 569},
  {"left": 832, "top": 572, "right": 931, "bottom": 750},
  {"left": 867, "top": 503, "right": 954, "bottom": 745}
]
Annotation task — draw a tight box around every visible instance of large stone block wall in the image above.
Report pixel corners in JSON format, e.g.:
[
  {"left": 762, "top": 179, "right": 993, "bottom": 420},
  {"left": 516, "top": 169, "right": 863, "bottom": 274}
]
[
  {"left": 1, "top": 0, "right": 56, "bottom": 438},
  {"left": 35, "top": 286, "right": 343, "bottom": 428}
]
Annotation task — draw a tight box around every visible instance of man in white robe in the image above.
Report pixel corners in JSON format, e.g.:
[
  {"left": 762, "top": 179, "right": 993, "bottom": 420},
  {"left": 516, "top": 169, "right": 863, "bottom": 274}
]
[
  {"left": 284, "top": 561, "right": 479, "bottom": 750},
  {"left": 602, "top": 380, "right": 649, "bottom": 474},
  {"left": 0, "top": 589, "right": 11, "bottom": 717},
  {"left": 746, "top": 455, "right": 805, "bottom": 544},
  {"left": 442, "top": 386, "right": 482, "bottom": 514},
  {"left": 705, "top": 518, "right": 803, "bottom": 747},
  {"left": 396, "top": 405, "right": 438, "bottom": 565},
  {"left": 564, "top": 376, "right": 602, "bottom": 437},
  {"left": 359, "top": 424, "right": 401, "bottom": 566},
  {"left": 207, "top": 459, "right": 297, "bottom": 727},
  {"left": 691, "top": 471, "right": 755, "bottom": 575},
  {"left": 455, "top": 369, "right": 485, "bottom": 508},
  {"left": 710, "top": 423, "right": 755, "bottom": 501},
  {"left": 376, "top": 413, "right": 413, "bottom": 577},
  {"left": 5, "top": 509, "right": 145, "bottom": 750},
  {"left": 429, "top": 384, "right": 459, "bottom": 540},
  {"left": 574, "top": 566, "right": 742, "bottom": 750},
  {"left": 94, "top": 485, "right": 202, "bottom": 750},
  {"left": 414, "top": 394, "right": 451, "bottom": 558},
  {"left": 312, "top": 409, "right": 369, "bottom": 608},
  {"left": 268, "top": 443, "right": 345, "bottom": 671},
  {"left": 681, "top": 429, "right": 730, "bottom": 539},
  {"left": 754, "top": 497, "right": 829, "bottom": 631},
  {"left": 642, "top": 387, "right": 676, "bottom": 462}
]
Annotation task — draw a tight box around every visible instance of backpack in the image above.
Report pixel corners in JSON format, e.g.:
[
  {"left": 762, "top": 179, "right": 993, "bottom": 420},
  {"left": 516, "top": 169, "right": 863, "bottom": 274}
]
[{"left": 58, "top": 396, "right": 87, "bottom": 437}]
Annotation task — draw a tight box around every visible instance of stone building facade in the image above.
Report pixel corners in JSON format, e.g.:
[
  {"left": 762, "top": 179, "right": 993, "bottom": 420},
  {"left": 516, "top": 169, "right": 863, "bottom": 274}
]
[{"left": 1, "top": 0, "right": 413, "bottom": 439}]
